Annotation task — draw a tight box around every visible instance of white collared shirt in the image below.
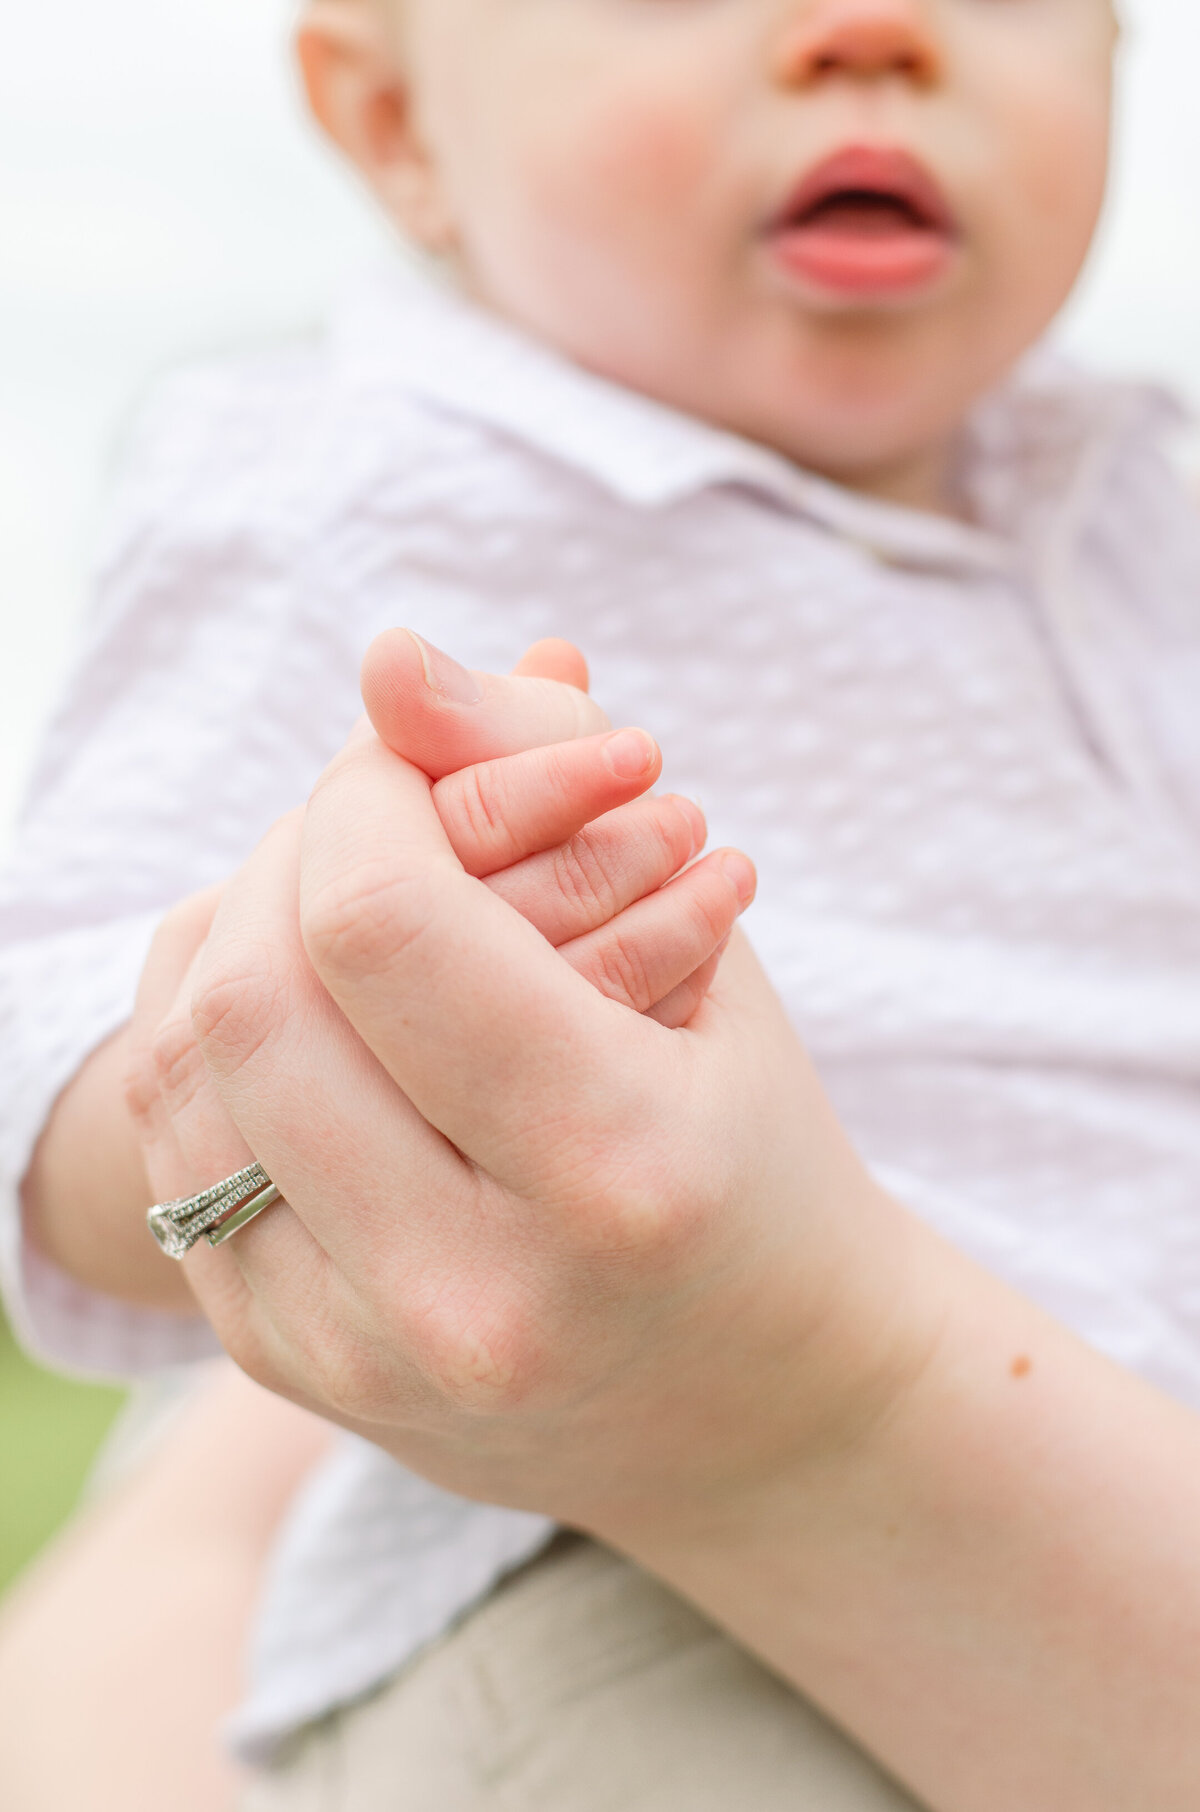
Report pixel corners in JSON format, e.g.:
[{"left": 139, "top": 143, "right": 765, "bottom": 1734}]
[{"left": 2, "top": 258, "right": 1199, "bottom": 1760}]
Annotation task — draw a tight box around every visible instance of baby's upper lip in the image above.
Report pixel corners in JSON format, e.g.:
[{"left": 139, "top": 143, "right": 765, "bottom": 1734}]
[{"left": 767, "top": 144, "right": 958, "bottom": 237}]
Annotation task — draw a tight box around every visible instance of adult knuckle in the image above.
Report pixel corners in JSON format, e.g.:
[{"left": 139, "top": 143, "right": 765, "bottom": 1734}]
[
  {"left": 285, "top": 1304, "right": 391, "bottom": 1424},
  {"left": 408, "top": 1276, "right": 542, "bottom": 1415},
  {"left": 148, "top": 1013, "right": 209, "bottom": 1113},
  {"left": 122, "top": 1036, "right": 160, "bottom": 1132},
  {"left": 613, "top": 1173, "right": 697, "bottom": 1266},
  {"left": 575, "top": 1129, "right": 699, "bottom": 1263},
  {"left": 310, "top": 1343, "right": 388, "bottom": 1425},
  {"left": 591, "top": 1174, "right": 675, "bottom": 1258},
  {"left": 302, "top": 861, "right": 436, "bottom": 983},
  {"left": 190, "top": 942, "right": 290, "bottom": 1074}
]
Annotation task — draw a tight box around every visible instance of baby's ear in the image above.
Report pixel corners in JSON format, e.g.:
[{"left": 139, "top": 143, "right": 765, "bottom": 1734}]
[
  {"left": 295, "top": 1, "right": 459, "bottom": 253},
  {"left": 360, "top": 629, "right": 608, "bottom": 780}
]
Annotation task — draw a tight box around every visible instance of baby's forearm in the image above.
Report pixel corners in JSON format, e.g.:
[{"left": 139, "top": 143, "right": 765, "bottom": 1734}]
[
  {"left": 21, "top": 1026, "right": 196, "bottom": 1312},
  {"left": 629, "top": 1212, "right": 1200, "bottom": 1811}
]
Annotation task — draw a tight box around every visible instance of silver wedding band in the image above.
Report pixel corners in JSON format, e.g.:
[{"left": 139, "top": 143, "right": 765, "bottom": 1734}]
[{"left": 147, "top": 1161, "right": 283, "bottom": 1260}]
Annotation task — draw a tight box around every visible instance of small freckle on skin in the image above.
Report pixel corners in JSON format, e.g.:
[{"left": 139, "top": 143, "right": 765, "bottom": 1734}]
[{"left": 1010, "top": 1354, "right": 1033, "bottom": 1380}]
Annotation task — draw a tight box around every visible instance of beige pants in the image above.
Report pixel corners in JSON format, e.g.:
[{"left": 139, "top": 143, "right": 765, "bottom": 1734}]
[{"left": 242, "top": 1535, "right": 926, "bottom": 1811}]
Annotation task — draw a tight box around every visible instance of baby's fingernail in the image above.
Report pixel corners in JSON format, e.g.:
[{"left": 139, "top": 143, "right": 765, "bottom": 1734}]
[
  {"left": 602, "top": 728, "right": 658, "bottom": 780},
  {"left": 406, "top": 630, "right": 483, "bottom": 705},
  {"left": 347, "top": 715, "right": 377, "bottom": 748},
  {"left": 719, "top": 850, "right": 757, "bottom": 908}
]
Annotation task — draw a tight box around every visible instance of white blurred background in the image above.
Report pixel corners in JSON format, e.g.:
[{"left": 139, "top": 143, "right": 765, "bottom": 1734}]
[{"left": 2, "top": 0, "right": 1198, "bottom": 837}]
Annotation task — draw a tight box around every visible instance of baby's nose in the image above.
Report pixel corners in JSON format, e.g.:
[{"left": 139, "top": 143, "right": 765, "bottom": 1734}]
[{"left": 773, "top": 0, "right": 942, "bottom": 89}]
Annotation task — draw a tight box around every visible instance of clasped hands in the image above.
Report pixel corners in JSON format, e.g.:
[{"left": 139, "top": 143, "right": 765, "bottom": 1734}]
[{"left": 129, "top": 629, "right": 926, "bottom": 1554}]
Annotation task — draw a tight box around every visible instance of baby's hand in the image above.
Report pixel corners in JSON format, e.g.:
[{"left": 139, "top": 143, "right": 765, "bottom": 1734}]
[{"left": 361, "top": 630, "right": 756, "bottom": 1030}]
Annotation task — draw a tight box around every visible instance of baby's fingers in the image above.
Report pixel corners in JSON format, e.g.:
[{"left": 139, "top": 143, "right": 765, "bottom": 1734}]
[
  {"left": 485, "top": 793, "right": 706, "bottom": 944},
  {"left": 434, "top": 729, "right": 665, "bottom": 879},
  {"left": 558, "top": 850, "right": 756, "bottom": 1018}
]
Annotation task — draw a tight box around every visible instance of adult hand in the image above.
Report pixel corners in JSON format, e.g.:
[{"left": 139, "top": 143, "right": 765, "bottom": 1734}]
[
  {"left": 131, "top": 636, "right": 1200, "bottom": 1812},
  {"left": 142, "top": 652, "right": 911, "bottom": 1530},
  {"left": 129, "top": 621, "right": 761, "bottom": 1262}
]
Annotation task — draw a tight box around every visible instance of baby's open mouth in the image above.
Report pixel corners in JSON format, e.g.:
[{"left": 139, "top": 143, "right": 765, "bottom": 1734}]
[
  {"left": 792, "top": 190, "right": 937, "bottom": 236},
  {"left": 768, "top": 145, "right": 958, "bottom": 299}
]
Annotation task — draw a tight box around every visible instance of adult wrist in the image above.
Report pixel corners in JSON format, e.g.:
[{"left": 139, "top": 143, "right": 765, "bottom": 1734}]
[{"left": 592, "top": 1157, "right": 952, "bottom": 1562}]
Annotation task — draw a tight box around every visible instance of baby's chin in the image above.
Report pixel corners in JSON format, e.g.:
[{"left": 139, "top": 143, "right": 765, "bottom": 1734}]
[{"left": 618, "top": 340, "right": 986, "bottom": 514}]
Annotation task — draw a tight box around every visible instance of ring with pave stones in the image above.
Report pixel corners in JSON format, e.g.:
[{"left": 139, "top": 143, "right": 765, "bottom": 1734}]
[{"left": 147, "top": 1162, "right": 283, "bottom": 1260}]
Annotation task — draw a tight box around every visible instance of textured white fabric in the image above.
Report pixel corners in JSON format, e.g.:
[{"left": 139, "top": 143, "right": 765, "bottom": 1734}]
[{"left": 1, "top": 258, "right": 1198, "bottom": 1760}]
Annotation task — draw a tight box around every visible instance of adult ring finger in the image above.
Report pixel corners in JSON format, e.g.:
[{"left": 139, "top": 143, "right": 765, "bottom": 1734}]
[{"left": 147, "top": 1161, "right": 283, "bottom": 1260}]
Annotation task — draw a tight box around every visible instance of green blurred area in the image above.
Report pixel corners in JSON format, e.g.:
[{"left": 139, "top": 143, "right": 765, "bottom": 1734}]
[{"left": 0, "top": 1310, "right": 126, "bottom": 1596}]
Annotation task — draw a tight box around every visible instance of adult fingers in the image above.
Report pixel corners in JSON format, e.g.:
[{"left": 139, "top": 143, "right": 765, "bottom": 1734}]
[
  {"left": 486, "top": 794, "right": 705, "bottom": 945},
  {"left": 296, "top": 732, "right": 661, "bottom": 1193},
  {"left": 187, "top": 811, "right": 483, "bottom": 1296},
  {"left": 185, "top": 813, "right": 573, "bottom": 1426},
  {"left": 433, "top": 729, "right": 664, "bottom": 879},
  {"left": 127, "top": 909, "right": 336, "bottom": 1391},
  {"left": 558, "top": 849, "right": 756, "bottom": 1015},
  {"left": 361, "top": 628, "right": 610, "bottom": 780}
]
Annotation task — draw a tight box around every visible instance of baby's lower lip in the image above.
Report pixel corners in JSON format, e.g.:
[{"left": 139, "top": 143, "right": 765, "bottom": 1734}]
[{"left": 769, "top": 209, "right": 955, "bottom": 299}]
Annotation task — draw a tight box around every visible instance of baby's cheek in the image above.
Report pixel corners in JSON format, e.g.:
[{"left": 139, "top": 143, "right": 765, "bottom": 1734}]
[
  {"left": 969, "top": 87, "right": 1109, "bottom": 377},
  {"left": 533, "top": 85, "right": 715, "bottom": 228},
  {"left": 1013, "top": 94, "right": 1109, "bottom": 259},
  {"left": 598, "top": 102, "right": 709, "bottom": 202}
]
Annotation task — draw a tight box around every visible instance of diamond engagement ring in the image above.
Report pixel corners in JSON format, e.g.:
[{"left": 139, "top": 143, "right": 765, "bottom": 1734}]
[{"left": 147, "top": 1161, "right": 283, "bottom": 1260}]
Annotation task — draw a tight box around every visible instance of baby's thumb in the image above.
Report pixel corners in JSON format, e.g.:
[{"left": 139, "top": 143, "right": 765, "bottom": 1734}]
[{"left": 510, "top": 637, "right": 590, "bottom": 691}]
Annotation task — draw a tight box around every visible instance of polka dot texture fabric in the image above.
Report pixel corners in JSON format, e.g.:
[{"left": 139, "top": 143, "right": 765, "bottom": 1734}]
[{"left": 1, "top": 262, "right": 1198, "bottom": 1757}]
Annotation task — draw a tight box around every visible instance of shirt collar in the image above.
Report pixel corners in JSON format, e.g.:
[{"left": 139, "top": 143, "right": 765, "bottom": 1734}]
[{"left": 332, "top": 254, "right": 1180, "bottom": 579}]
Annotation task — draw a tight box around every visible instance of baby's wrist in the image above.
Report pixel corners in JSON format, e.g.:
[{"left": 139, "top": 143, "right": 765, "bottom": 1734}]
[{"left": 21, "top": 1025, "right": 194, "bottom": 1313}]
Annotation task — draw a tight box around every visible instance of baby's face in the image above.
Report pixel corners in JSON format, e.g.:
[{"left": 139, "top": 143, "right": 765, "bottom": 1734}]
[{"left": 353, "top": 0, "right": 1116, "bottom": 505}]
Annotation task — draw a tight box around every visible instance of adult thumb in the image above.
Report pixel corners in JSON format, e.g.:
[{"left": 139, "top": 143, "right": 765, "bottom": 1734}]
[{"left": 361, "top": 629, "right": 608, "bottom": 780}]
